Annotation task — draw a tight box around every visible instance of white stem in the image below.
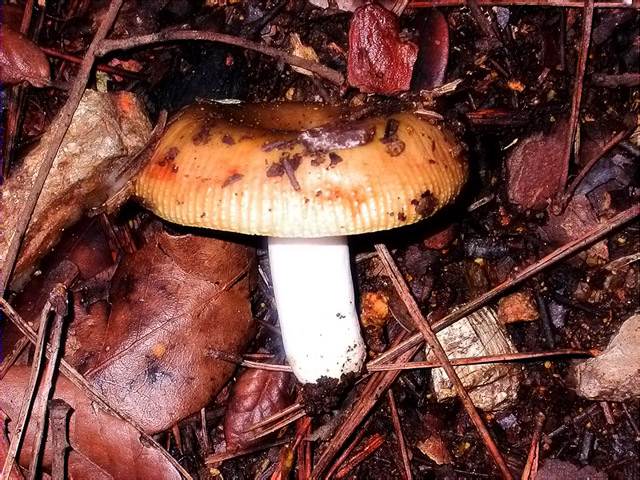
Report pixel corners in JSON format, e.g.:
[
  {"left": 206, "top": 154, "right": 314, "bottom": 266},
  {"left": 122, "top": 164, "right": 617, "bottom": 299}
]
[{"left": 267, "top": 236, "right": 366, "bottom": 384}]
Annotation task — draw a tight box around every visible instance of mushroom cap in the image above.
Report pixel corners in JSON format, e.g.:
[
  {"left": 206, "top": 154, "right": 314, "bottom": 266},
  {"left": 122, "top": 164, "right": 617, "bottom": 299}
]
[{"left": 134, "top": 103, "right": 467, "bottom": 237}]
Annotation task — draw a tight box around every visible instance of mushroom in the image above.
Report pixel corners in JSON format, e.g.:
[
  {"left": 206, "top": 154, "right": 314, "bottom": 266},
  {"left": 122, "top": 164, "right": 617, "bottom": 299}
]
[{"left": 134, "top": 102, "right": 467, "bottom": 384}]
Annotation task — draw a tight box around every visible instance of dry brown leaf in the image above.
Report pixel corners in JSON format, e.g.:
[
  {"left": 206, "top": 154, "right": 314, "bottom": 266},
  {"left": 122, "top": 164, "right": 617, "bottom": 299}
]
[
  {"left": 224, "top": 368, "right": 294, "bottom": 449},
  {"left": 0, "top": 26, "right": 50, "bottom": 87},
  {"left": 0, "top": 366, "right": 181, "bottom": 479},
  {"left": 10, "top": 219, "right": 257, "bottom": 434}
]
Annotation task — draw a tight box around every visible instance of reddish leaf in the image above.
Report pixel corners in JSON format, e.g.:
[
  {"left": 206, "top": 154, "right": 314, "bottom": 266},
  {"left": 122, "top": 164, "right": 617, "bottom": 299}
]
[
  {"left": 505, "top": 118, "right": 568, "bottom": 210},
  {"left": 347, "top": 3, "right": 418, "bottom": 94},
  {"left": 414, "top": 9, "right": 449, "bottom": 90},
  {"left": 12, "top": 220, "right": 257, "bottom": 434},
  {"left": 224, "top": 368, "right": 294, "bottom": 449},
  {"left": 0, "top": 27, "right": 50, "bottom": 87},
  {"left": 0, "top": 367, "right": 181, "bottom": 479}
]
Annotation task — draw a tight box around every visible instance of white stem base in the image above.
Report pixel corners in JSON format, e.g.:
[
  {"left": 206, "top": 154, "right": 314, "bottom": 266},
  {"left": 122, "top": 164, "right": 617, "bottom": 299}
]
[{"left": 268, "top": 236, "right": 366, "bottom": 384}]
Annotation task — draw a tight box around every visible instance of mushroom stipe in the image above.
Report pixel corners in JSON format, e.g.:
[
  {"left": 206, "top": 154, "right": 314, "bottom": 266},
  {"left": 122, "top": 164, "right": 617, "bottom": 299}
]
[{"left": 133, "top": 102, "right": 468, "bottom": 384}]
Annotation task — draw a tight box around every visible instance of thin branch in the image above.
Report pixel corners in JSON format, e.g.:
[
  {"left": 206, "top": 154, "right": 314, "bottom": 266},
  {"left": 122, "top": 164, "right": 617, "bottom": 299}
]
[
  {"left": 368, "top": 348, "right": 596, "bottom": 372},
  {"left": 311, "top": 331, "right": 422, "bottom": 478},
  {"left": 562, "top": 127, "right": 631, "bottom": 204},
  {"left": 247, "top": 403, "right": 305, "bottom": 431},
  {"left": 0, "top": 338, "right": 30, "bottom": 381},
  {"left": 368, "top": 204, "right": 640, "bottom": 367},
  {"left": 325, "top": 417, "right": 374, "bottom": 480},
  {"left": 48, "top": 399, "right": 72, "bottom": 480},
  {"left": 556, "top": 0, "right": 595, "bottom": 206},
  {"left": 1, "top": 287, "right": 61, "bottom": 480},
  {"left": 0, "top": 298, "right": 193, "bottom": 480},
  {"left": 27, "top": 295, "right": 68, "bottom": 480},
  {"left": 0, "top": 0, "right": 125, "bottom": 294},
  {"left": 521, "top": 413, "right": 546, "bottom": 480},
  {"left": 387, "top": 391, "right": 412, "bottom": 480},
  {"left": 376, "top": 244, "right": 514, "bottom": 480},
  {"left": 409, "top": 0, "right": 637, "bottom": 7},
  {"left": 96, "top": 29, "right": 344, "bottom": 86},
  {"left": 205, "top": 438, "right": 291, "bottom": 464},
  {"left": 40, "top": 47, "right": 145, "bottom": 80},
  {"left": 335, "top": 434, "right": 385, "bottom": 479},
  {"left": 591, "top": 73, "right": 640, "bottom": 88}
]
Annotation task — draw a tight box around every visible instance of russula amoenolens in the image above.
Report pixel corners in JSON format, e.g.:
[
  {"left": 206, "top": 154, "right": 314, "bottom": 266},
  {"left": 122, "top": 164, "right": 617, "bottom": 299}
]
[{"left": 134, "top": 102, "right": 467, "bottom": 384}]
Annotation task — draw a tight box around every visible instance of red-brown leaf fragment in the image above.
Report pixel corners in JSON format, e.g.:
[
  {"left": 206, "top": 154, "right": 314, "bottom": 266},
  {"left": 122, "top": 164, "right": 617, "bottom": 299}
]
[
  {"left": 0, "top": 367, "right": 181, "bottom": 480},
  {"left": 0, "top": 27, "right": 50, "bottom": 87},
  {"left": 347, "top": 3, "right": 418, "bottom": 94},
  {"left": 414, "top": 9, "right": 450, "bottom": 90},
  {"left": 505, "top": 119, "right": 568, "bottom": 210},
  {"left": 224, "top": 368, "right": 294, "bottom": 449}
]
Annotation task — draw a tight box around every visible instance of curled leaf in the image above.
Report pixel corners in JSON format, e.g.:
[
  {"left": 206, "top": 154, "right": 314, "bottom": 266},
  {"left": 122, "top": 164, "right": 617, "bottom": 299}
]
[
  {"left": 224, "top": 368, "right": 294, "bottom": 449},
  {"left": 0, "top": 27, "right": 50, "bottom": 87}
]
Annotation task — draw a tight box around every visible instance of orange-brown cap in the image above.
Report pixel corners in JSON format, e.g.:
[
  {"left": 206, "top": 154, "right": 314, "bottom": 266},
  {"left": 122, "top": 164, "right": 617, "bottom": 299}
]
[{"left": 134, "top": 103, "right": 467, "bottom": 237}]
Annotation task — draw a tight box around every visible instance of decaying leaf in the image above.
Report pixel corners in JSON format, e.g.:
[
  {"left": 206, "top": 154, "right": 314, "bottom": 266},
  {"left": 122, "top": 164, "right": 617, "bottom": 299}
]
[
  {"left": 0, "top": 367, "right": 182, "bottom": 480},
  {"left": 414, "top": 10, "right": 449, "bottom": 90},
  {"left": 12, "top": 220, "right": 257, "bottom": 434},
  {"left": 347, "top": 3, "right": 418, "bottom": 94},
  {"left": 0, "top": 26, "right": 50, "bottom": 87},
  {"left": 0, "top": 90, "right": 151, "bottom": 291},
  {"left": 224, "top": 368, "right": 294, "bottom": 449},
  {"left": 505, "top": 118, "right": 568, "bottom": 210}
]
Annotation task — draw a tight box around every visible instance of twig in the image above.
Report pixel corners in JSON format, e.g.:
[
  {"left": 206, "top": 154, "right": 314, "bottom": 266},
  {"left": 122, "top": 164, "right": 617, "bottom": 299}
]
[
  {"left": 466, "top": 0, "right": 502, "bottom": 47},
  {"left": 26, "top": 290, "right": 68, "bottom": 480},
  {"left": 48, "top": 399, "right": 72, "bottom": 480},
  {"left": 207, "top": 349, "right": 293, "bottom": 372},
  {"left": 544, "top": 403, "right": 599, "bottom": 439},
  {"left": 376, "top": 244, "right": 514, "bottom": 480},
  {"left": 556, "top": 0, "right": 595, "bottom": 207},
  {"left": 311, "top": 332, "right": 421, "bottom": 478},
  {"left": 0, "top": 408, "right": 26, "bottom": 480},
  {"left": 335, "top": 434, "right": 385, "bottom": 479},
  {"left": 0, "top": 338, "right": 30, "bottom": 381},
  {"left": 40, "top": 47, "right": 145, "bottom": 80},
  {"left": 387, "top": 391, "right": 412, "bottom": 480},
  {"left": 521, "top": 413, "right": 545, "bottom": 480},
  {"left": 205, "top": 438, "right": 291, "bottom": 464},
  {"left": 368, "top": 348, "right": 596, "bottom": 371},
  {"left": 409, "top": 0, "right": 637, "bottom": 7},
  {"left": 247, "top": 403, "right": 305, "bottom": 431},
  {"left": 0, "top": 297, "right": 193, "bottom": 480},
  {"left": 535, "top": 291, "right": 555, "bottom": 348},
  {"left": 296, "top": 417, "right": 312, "bottom": 480},
  {"left": 325, "top": 417, "right": 374, "bottom": 480},
  {"left": 1, "top": 288, "right": 60, "bottom": 480},
  {"left": 591, "top": 73, "right": 640, "bottom": 88},
  {"left": 562, "top": 127, "right": 631, "bottom": 204},
  {"left": 244, "top": 409, "right": 307, "bottom": 444},
  {"left": 368, "top": 204, "right": 640, "bottom": 367},
  {"left": 200, "top": 408, "right": 210, "bottom": 454},
  {"left": 96, "top": 29, "right": 344, "bottom": 86},
  {"left": 0, "top": 0, "right": 125, "bottom": 294}
]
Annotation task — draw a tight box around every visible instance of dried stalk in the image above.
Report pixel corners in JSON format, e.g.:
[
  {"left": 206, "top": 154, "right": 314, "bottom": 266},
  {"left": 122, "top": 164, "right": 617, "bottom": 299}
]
[
  {"left": 368, "top": 348, "right": 596, "bottom": 371},
  {"left": 96, "top": 30, "right": 344, "bottom": 86},
  {"left": 26, "top": 298, "right": 68, "bottom": 480},
  {"left": 387, "top": 391, "right": 412, "bottom": 480},
  {"left": 556, "top": 0, "right": 595, "bottom": 206},
  {"left": 369, "top": 204, "right": 640, "bottom": 367},
  {"left": 376, "top": 244, "right": 514, "bottom": 480},
  {"left": 48, "top": 399, "right": 72, "bottom": 480},
  {"left": 1, "top": 287, "right": 63, "bottom": 480}
]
